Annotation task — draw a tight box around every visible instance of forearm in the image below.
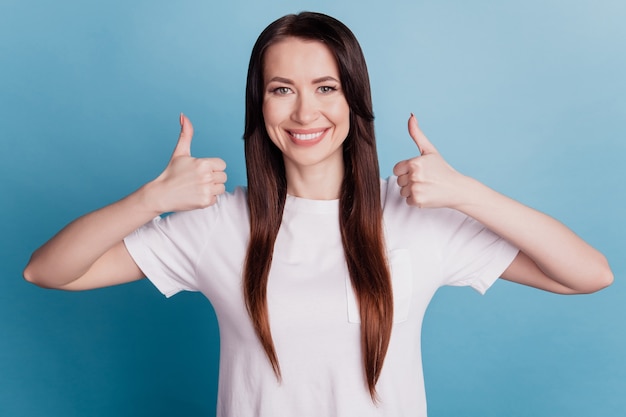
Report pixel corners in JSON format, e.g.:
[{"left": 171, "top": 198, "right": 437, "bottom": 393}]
[
  {"left": 24, "top": 115, "right": 227, "bottom": 290},
  {"left": 24, "top": 182, "right": 160, "bottom": 287},
  {"left": 395, "top": 114, "right": 612, "bottom": 293},
  {"left": 454, "top": 176, "right": 613, "bottom": 292}
]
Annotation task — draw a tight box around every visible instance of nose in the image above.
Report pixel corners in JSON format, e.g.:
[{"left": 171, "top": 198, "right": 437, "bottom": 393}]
[{"left": 291, "top": 92, "right": 320, "bottom": 125}]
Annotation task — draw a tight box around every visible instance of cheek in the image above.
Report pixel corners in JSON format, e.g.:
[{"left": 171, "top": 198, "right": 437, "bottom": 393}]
[
  {"left": 262, "top": 100, "right": 287, "bottom": 129},
  {"left": 261, "top": 101, "right": 272, "bottom": 126},
  {"left": 331, "top": 100, "right": 350, "bottom": 130},
  {"left": 262, "top": 102, "right": 281, "bottom": 146}
]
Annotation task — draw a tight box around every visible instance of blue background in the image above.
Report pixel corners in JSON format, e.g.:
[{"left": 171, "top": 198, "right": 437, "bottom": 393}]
[{"left": 1, "top": 0, "right": 624, "bottom": 416}]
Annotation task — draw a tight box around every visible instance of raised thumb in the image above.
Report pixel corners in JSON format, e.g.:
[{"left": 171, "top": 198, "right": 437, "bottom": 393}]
[
  {"left": 172, "top": 113, "right": 194, "bottom": 158},
  {"left": 408, "top": 113, "right": 437, "bottom": 155}
]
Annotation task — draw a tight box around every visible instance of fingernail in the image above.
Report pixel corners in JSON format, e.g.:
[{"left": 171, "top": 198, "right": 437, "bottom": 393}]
[
  {"left": 180, "top": 113, "right": 184, "bottom": 126},
  {"left": 410, "top": 112, "right": 414, "bottom": 118}
]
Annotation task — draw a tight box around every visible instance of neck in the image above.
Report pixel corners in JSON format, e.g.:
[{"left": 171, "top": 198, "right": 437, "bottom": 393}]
[{"left": 284, "top": 160, "right": 344, "bottom": 200}]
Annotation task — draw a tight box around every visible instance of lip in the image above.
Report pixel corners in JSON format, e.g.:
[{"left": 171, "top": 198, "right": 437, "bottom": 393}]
[{"left": 286, "top": 128, "right": 330, "bottom": 146}]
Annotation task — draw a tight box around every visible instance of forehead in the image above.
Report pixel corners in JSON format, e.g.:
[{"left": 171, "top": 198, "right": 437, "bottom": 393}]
[{"left": 263, "top": 37, "right": 339, "bottom": 82}]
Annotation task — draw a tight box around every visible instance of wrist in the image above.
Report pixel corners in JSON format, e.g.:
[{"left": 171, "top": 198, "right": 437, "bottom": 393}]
[
  {"left": 451, "top": 175, "right": 491, "bottom": 212},
  {"left": 132, "top": 180, "right": 167, "bottom": 217}
]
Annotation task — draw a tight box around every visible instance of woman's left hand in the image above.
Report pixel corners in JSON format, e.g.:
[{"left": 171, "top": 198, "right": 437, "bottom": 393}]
[
  {"left": 393, "top": 114, "right": 468, "bottom": 209},
  {"left": 393, "top": 115, "right": 612, "bottom": 294}
]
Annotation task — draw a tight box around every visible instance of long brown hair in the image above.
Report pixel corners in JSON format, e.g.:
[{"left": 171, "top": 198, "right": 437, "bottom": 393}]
[{"left": 242, "top": 12, "right": 392, "bottom": 400}]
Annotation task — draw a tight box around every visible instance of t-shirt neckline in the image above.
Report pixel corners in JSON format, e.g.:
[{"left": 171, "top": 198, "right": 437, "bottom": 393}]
[{"left": 285, "top": 194, "right": 339, "bottom": 214}]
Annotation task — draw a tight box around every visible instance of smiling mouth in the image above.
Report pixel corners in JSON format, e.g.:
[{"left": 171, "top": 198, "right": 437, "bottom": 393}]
[{"left": 288, "top": 129, "right": 327, "bottom": 141}]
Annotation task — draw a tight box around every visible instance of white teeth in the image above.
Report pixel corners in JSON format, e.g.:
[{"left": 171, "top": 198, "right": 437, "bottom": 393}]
[{"left": 291, "top": 131, "right": 324, "bottom": 140}]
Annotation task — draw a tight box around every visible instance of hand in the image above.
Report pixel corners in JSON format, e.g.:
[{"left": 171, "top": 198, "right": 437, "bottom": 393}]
[
  {"left": 392, "top": 114, "right": 466, "bottom": 209},
  {"left": 148, "top": 114, "right": 227, "bottom": 213}
]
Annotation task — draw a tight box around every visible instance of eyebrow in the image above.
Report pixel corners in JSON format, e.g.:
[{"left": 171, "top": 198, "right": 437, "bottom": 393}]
[{"left": 267, "top": 76, "right": 340, "bottom": 84}]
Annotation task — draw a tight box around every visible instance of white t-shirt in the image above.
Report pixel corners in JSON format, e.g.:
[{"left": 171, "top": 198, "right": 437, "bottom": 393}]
[{"left": 124, "top": 177, "right": 519, "bottom": 417}]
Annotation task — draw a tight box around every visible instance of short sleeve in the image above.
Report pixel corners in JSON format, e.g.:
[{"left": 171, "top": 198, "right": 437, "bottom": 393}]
[
  {"left": 381, "top": 176, "right": 519, "bottom": 295},
  {"left": 123, "top": 204, "right": 220, "bottom": 298},
  {"left": 439, "top": 210, "right": 519, "bottom": 294}
]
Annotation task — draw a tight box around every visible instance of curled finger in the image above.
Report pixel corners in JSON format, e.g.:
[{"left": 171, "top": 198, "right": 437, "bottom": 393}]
[{"left": 396, "top": 174, "right": 410, "bottom": 188}]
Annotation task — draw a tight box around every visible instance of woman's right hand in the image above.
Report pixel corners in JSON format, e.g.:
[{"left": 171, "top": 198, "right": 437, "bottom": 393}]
[
  {"left": 24, "top": 114, "right": 227, "bottom": 290},
  {"left": 146, "top": 114, "right": 227, "bottom": 214}
]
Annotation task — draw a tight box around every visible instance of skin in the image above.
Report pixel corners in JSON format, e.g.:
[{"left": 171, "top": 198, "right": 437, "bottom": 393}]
[
  {"left": 23, "top": 113, "right": 226, "bottom": 290},
  {"left": 23, "top": 38, "right": 613, "bottom": 295},
  {"left": 394, "top": 115, "right": 613, "bottom": 293},
  {"left": 262, "top": 37, "right": 350, "bottom": 200}
]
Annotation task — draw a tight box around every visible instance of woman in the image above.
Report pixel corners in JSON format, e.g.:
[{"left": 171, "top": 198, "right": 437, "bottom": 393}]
[{"left": 24, "top": 11, "right": 613, "bottom": 417}]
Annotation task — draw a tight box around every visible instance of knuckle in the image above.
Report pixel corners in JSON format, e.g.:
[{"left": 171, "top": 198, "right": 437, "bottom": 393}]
[
  {"left": 198, "top": 159, "right": 213, "bottom": 171},
  {"left": 215, "top": 184, "right": 226, "bottom": 194},
  {"left": 209, "top": 158, "right": 226, "bottom": 170},
  {"left": 214, "top": 171, "right": 227, "bottom": 183},
  {"left": 202, "top": 172, "right": 215, "bottom": 183},
  {"left": 199, "top": 193, "right": 213, "bottom": 208}
]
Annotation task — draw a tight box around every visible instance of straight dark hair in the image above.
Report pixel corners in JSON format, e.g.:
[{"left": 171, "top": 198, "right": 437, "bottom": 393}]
[{"left": 242, "top": 11, "right": 393, "bottom": 400}]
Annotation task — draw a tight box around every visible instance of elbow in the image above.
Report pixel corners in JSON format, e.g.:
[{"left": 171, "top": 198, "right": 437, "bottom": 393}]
[
  {"left": 592, "top": 264, "right": 614, "bottom": 293},
  {"left": 23, "top": 256, "right": 53, "bottom": 289},
  {"left": 23, "top": 264, "right": 32, "bottom": 283},
  {"left": 23, "top": 260, "right": 43, "bottom": 287},
  {"left": 577, "top": 257, "right": 614, "bottom": 294}
]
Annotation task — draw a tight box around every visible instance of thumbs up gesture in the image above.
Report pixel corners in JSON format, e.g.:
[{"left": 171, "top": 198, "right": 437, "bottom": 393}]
[
  {"left": 392, "top": 114, "right": 466, "bottom": 209},
  {"left": 148, "top": 114, "right": 227, "bottom": 214}
]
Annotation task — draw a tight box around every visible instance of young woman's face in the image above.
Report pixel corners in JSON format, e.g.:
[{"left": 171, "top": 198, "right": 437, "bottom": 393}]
[{"left": 262, "top": 37, "right": 350, "bottom": 173}]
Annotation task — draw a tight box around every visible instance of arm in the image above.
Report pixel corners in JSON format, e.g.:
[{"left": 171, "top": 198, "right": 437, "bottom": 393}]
[
  {"left": 23, "top": 114, "right": 227, "bottom": 291},
  {"left": 393, "top": 114, "right": 613, "bottom": 294}
]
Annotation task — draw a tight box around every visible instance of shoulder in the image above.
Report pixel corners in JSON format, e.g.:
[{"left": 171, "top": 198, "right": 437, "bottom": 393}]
[
  {"left": 213, "top": 186, "right": 248, "bottom": 213},
  {"left": 380, "top": 176, "right": 481, "bottom": 239},
  {"left": 380, "top": 176, "right": 456, "bottom": 220},
  {"left": 151, "top": 186, "right": 249, "bottom": 235}
]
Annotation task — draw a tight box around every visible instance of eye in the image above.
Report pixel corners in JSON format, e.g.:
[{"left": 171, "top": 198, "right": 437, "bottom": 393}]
[
  {"left": 272, "top": 86, "right": 292, "bottom": 95},
  {"left": 318, "top": 85, "right": 338, "bottom": 94}
]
